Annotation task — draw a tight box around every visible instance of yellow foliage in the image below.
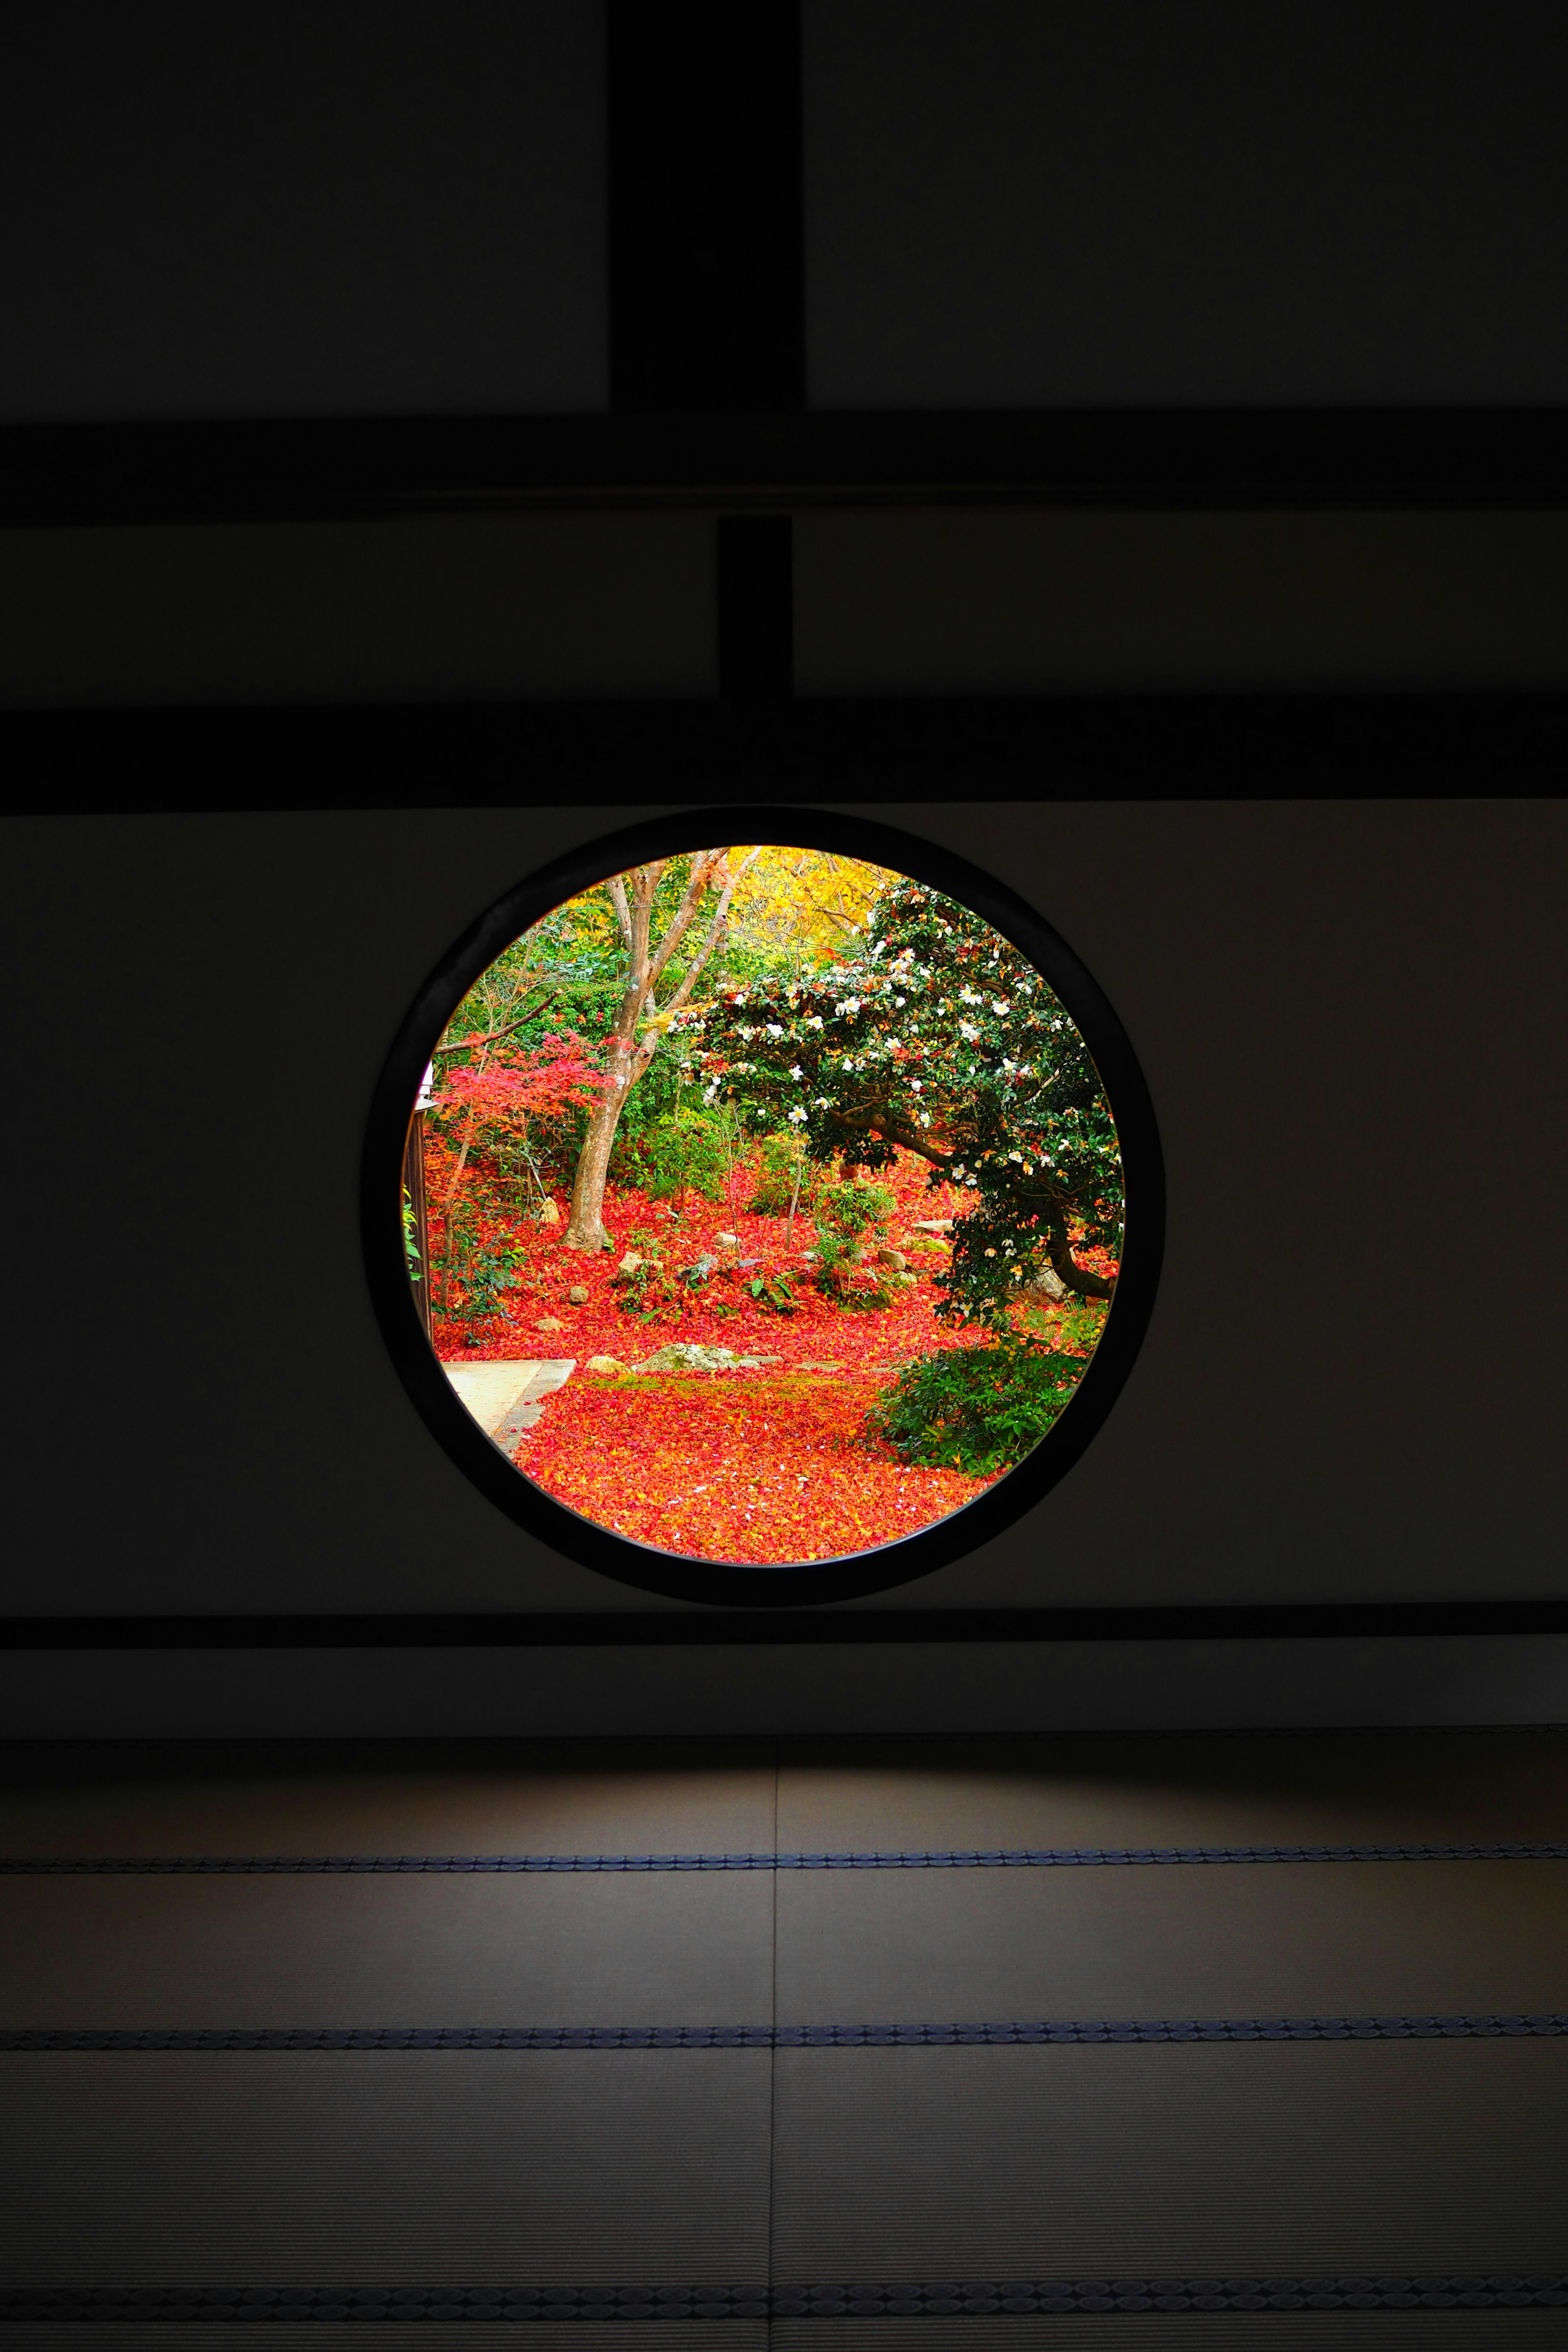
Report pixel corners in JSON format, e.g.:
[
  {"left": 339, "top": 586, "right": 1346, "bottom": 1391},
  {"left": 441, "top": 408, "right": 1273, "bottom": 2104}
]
[
  {"left": 544, "top": 844, "right": 894, "bottom": 977},
  {"left": 726, "top": 844, "right": 895, "bottom": 966}
]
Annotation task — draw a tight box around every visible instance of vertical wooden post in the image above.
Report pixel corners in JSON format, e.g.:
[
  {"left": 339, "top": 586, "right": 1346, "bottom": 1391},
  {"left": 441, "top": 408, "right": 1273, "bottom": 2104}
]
[{"left": 402, "top": 1108, "right": 432, "bottom": 1339}]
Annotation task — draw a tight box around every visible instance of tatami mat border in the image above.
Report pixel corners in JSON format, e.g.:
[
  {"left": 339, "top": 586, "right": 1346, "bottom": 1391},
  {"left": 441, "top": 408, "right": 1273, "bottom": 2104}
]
[
  {"left": 7, "top": 1843, "right": 1568, "bottom": 1874},
  {"left": 6, "top": 2014, "right": 1567, "bottom": 2051},
  {"left": 3, "top": 2278, "right": 1567, "bottom": 2320}
]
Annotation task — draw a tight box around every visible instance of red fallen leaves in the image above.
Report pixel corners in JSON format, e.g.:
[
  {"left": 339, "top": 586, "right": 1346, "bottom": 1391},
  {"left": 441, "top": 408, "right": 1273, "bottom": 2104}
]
[
  {"left": 432, "top": 1149, "right": 1114, "bottom": 1565},
  {"left": 520, "top": 1368, "right": 989, "bottom": 1564}
]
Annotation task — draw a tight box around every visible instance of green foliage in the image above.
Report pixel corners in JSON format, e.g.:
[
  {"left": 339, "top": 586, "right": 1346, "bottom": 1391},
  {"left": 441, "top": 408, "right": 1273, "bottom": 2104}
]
[
  {"left": 401, "top": 1188, "right": 422, "bottom": 1280},
  {"left": 686, "top": 875, "right": 1123, "bottom": 1330},
  {"left": 614, "top": 1104, "right": 732, "bottom": 1203},
  {"left": 747, "top": 1131, "right": 821, "bottom": 1216},
  {"left": 611, "top": 1230, "right": 686, "bottom": 1323},
  {"left": 745, "top": 1269, "right": 799, "bottom": 1314},
  {"left": 866, "top": 1335, "right": 1087, "bottom": 1477},
  {"left": 452, "top": 1234, "right": 527, "bottom": 1336},
  {"left": 816, "top": 1179, "right": 896, "bottom": 1238}
]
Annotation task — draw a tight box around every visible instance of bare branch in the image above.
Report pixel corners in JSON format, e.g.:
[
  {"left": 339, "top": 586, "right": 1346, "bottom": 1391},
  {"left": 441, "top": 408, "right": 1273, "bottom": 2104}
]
[
  {"left": 432, "top": 995, "right": 559, "bottom": 1056},
  {"left": 604, "top": 875, "right": 633, "bottom": 953},
  {"left": 644, "top": 850, "right": 726, "bottom": 997},
  {"left": 659, "top": 846, "right": 764, "bottom": 1020}
]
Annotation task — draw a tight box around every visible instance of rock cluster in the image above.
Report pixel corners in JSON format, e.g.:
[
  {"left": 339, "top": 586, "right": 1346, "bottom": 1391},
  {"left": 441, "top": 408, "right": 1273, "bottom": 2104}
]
[{"left": 630, "top": 1343, "right": 783, "bottom": 1375}]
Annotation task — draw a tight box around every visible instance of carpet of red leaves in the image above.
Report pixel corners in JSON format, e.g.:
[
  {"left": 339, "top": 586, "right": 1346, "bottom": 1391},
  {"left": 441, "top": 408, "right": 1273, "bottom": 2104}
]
[{"left": 432, "top": 1150, "right": 1020, "bottom": 1564}]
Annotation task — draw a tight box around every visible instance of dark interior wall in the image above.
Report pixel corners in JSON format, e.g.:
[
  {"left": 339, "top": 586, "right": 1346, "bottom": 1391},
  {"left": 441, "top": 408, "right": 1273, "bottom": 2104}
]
[
  {"left": 9, "top": 1, "right": 1566, "bottom": 425},
  {"left": 0, "top": 517, "right": 715, "bottom": 705},
  {"left": 3, "top": 797, "right": 1565, "bottom": 1622},
  {"left": 0, "top": 1, "right": 607, "bottom": 419},
  {"left": 804, "top": 0, "right": 1568, "bottom": 406},
  {"left": 5, "top": 510, "right": 1568, "bottom": 706}
]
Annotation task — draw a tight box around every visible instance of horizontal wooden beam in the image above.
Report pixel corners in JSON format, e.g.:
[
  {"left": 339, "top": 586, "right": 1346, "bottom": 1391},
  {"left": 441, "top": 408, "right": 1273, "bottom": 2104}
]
[{"left": 5, "top": 410, "right": 1568, "bottom": 526}]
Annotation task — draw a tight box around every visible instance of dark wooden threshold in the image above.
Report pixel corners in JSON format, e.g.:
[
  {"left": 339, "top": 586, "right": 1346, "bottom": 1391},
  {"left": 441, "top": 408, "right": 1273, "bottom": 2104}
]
[
  {"left": 3, "top": 1603, "right": 1567, "bottom": 1649},
  {"left": 5, "top": 408, "right": 1568, "bottom": 526},
  {"left": 8, "top": 692, "right": 1568, "bottom": 817}
]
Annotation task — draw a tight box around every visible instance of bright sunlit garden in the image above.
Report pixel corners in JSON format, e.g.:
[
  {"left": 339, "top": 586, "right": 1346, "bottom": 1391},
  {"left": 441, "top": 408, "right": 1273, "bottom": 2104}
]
[{"left": 407, "top": 846, "right": 1123, "bottom": 1565}]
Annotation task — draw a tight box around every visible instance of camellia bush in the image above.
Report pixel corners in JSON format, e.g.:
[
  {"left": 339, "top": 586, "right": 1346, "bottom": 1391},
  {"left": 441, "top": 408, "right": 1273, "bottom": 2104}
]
[{"left": 683, "top": 876, "right": 1123, "bottom": 1331}]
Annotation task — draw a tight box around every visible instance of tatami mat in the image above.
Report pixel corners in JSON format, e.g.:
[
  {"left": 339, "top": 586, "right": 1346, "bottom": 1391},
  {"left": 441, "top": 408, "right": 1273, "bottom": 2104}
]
[
  {"left": 0, "top": 2332, "right": 770, "bottom": 2352},
  {"left": 776, "top": 1733, "right": 1568, "bottom": 1853},
  {"left": 775, "top": 1857, "right": 1568, "bottom": 2021},
  {"left": 0, "top": 1870, "right": 772, "bottom": 2028},
  {"left": 769, "top": 2041, "right": 1568, "bottom": 2279},
  {"left": 2, "top": 1732, "right": 1566, "bottom": 2324},
  {"left": 774, "top": 2321, "right": 1565, "bottom": 2348},
  {"left": 0, "top": 2052, "right": 771, "bottom": 2284},
  {"left": 0, "top": 1741, "right": 776, "bottom": 1859}
]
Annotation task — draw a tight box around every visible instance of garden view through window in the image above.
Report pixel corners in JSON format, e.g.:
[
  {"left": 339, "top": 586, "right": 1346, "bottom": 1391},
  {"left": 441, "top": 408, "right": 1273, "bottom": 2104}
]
[{"left": 405, "top": 846, "right": 1124, "bottom": 1566}]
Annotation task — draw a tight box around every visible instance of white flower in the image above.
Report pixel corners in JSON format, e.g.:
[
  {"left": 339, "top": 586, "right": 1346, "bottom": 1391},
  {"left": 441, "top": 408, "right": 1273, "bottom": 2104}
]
[
  {"left": 814, "top": 1096, "right": 832, "bottom": 1108},
  {"left": 786, "top": 1105, "right": 807, "bottom": 1123},
  {"left": 910, "top": 1079, "right": 922, "bottom": 1091},
  {"left": 993, "top": 1000, "right": 1011, "bottom": 1016},
  {"left": 766, "top": 1024, "right": 785, "bottom": 1039},
  {"left": 894, "top": 995, "right": 906, "bottom": 1007},
  {"left": 959, "top": 1021, "right": 980, "bottom": 1042},
  {"left": 789, "top": 1064, "right": 804, "bottom": 1080}
]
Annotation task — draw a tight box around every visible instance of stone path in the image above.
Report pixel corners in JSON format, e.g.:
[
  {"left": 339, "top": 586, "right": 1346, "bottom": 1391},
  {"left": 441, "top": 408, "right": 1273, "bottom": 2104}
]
[{"left": 442, "top": 1359, "right": 575, "bottom": 1451}]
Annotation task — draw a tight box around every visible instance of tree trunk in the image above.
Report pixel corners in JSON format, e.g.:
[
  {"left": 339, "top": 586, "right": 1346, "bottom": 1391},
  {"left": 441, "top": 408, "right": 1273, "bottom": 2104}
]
[
  {"left": 563, "top": 1051, "right": 635, "bottom": 1250},
  {"left": 561, "top": 848, "right": 762, "bottom": 1251}
]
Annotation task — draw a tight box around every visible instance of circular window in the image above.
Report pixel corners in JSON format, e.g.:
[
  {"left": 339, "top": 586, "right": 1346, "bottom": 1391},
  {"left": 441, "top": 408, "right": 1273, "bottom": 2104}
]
[{"left": 364, "top": 811, "right": 1162, "bottom": 1605}]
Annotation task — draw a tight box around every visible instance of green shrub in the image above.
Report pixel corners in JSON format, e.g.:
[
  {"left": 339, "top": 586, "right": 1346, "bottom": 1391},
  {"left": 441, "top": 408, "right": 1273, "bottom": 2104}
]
[
  {"left": 810, "top": 1178, "right": 899, "bottom": 1303},
  {"left": 613, "top": 1106, "right": 731, "bottom": 1203},
  {"left": 745, "top": 1268, "right": 799, "bottom": 1314},
  {"left": 748, "top": 1133, "right": 821, "bottom": 1216},
  {"left": 866, "top": 1335, "right": 1089, "bottom": 1477},
  {"left": 816, "top": 1178, "right": 896, "bottom": 1238},
  {"left": 611, "top": 1230, "right": 686, "bottom": 1322}
]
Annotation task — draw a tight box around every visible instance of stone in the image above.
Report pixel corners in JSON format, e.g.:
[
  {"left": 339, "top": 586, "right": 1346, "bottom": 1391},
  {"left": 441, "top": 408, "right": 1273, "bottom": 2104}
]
[
  {"left": 875, "top": 1246, "right": 909, "bottom": 1271},
  {"left": 566, "top": 1285, "right": 590, "bottom": 1305},
  {"left": 681, "top": 1252, "right": 718, "bottom": 1285},
  {"left": 631, "top": 1343, "right": 782, "bottom": 1375},
  {"left": 796, "top": 1360, "right": 844, "bottom": 1373},
  {"left": 1022, "top": 1267, "right": 1069, "bottom": 1305},
  {"left": 536, "top": 1200, "right": 560, "bottom": 1225},
  {"left": 714, "top": 1232, "right": 741, "bottom": 1250},
  {"left": 585, "top": 1354, "right": 625, "bottom": 1375},
  {"left": 616, "top": 1252, "right": 644, "bottom": 1276},
  {"left": 536, "top": 1316, "right": 564, "bottom": 1333},
  {"left": 911, "top": 1218, "right": 953, "bottom": 1233}
]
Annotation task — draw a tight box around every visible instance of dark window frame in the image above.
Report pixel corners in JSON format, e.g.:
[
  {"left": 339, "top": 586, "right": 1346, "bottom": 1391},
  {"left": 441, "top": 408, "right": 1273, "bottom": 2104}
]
[{"left": 361, "top": 806, "right": 1163, "bottom": 1607}]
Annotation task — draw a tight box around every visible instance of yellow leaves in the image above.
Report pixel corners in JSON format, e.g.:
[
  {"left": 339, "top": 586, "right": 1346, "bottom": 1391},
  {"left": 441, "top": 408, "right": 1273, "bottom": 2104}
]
[{"left": 722, "top": 845, "right": 897, "bottom": 965}]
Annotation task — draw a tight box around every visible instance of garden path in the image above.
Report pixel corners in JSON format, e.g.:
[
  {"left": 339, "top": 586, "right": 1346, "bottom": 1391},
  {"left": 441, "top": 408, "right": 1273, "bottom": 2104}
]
[{"left": 443, "top": 1359, "right": 576, "bottom": 1449}]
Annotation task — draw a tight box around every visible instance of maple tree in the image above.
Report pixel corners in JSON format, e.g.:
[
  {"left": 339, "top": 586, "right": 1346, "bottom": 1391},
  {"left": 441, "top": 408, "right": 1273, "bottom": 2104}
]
[
  {"left": 685, "top": 876, "right": 1123, "bottom": 1325},
  {"left": 560, "top": 851, "right": 763, "bottom": 1250},
  {"left": 427, "top": 1035, "right": 604, "bottom": 1213}
]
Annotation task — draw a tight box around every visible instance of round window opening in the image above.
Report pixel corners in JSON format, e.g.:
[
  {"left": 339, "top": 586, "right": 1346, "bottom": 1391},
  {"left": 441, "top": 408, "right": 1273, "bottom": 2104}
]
[{"left": 366, "top": 813, "right": 1161, "bottom": 1605}]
